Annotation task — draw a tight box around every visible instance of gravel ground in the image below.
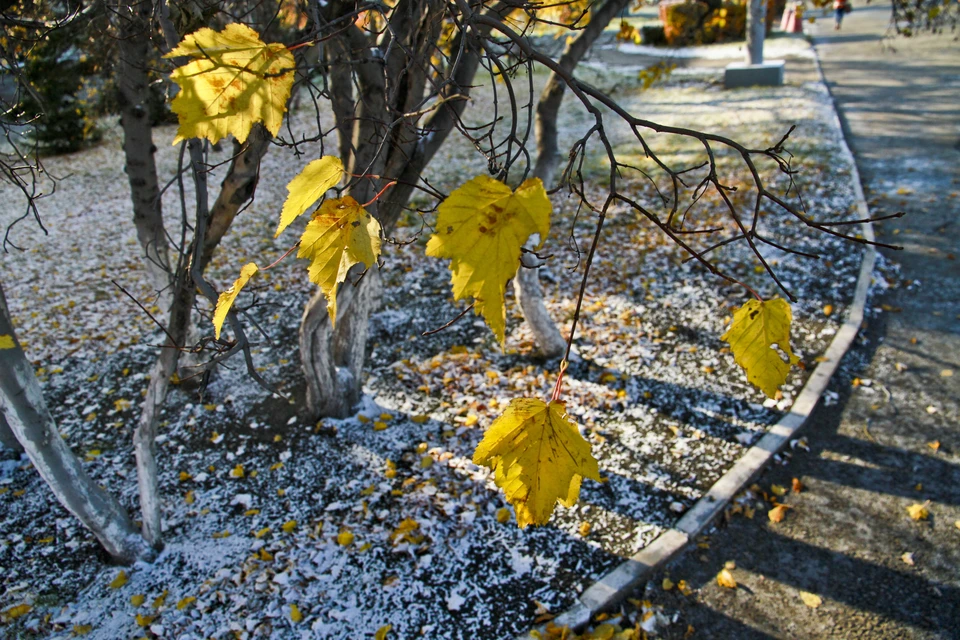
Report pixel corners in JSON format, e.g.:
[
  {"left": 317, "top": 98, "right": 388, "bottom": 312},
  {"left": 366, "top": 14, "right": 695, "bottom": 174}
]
[{"left": 0, "top": 39, "right": 874, "bottom": 639}]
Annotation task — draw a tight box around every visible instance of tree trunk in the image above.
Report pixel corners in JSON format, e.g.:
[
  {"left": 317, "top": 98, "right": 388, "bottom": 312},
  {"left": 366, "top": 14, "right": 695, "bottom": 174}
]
[
  {"left": 516, "top": 0, "right": 632, "bottom": 359},
  {"left": 0, "top": 414, "right": 24, "bottom": 452},
  {"left": 0, "top": 280, "right": 153, "bottom": 564},
  {"left": 117, "top": 0, "right": 172, "bottom": 311},
  {"left": 746, "top": 0, "right": 766, "bottom": 65}
]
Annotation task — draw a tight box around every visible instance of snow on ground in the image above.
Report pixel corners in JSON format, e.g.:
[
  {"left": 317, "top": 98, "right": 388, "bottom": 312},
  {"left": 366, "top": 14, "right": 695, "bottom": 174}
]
[{"left": 0, "top": 55, "right": 866, "bottom": 639}]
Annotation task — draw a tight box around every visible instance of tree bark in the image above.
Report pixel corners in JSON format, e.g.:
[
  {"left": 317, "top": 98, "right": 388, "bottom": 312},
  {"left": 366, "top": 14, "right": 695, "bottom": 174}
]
[
  {"left": 0, "top": 280, "right": 153, "bottom": 564},
  {"left": 0, "top": 414, "right": 23, "bottom": 452},
  {"left": 117, "top": 0, "right": 172, "bottom": 311},
  {"left": 516, "top": 0, "right": 632, "bottom": 359},
  {"left": 746, "top": 0, "right": 766, "bottom": 65}
]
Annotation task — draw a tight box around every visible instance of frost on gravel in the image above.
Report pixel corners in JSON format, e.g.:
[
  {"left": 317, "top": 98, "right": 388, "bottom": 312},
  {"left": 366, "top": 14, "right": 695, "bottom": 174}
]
[{"left": 0, "top": 61, "right": 864, "bottom": 638}]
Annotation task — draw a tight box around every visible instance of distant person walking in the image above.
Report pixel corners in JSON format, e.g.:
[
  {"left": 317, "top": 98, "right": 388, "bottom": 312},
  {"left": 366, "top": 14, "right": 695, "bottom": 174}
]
[{"left": 834, "top": 0, "right": 851, "bottom": 29}]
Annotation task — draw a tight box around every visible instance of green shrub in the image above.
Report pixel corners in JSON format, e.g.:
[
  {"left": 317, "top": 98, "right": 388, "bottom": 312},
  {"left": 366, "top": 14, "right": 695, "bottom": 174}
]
[{"left": 20, "top": 27, "right": 102, "bottom": 154}]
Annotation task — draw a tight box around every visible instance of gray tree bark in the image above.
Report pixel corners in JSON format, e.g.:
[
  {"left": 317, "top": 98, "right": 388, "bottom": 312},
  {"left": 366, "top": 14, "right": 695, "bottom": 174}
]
[
  {"left": 117, "top": 0, "right": 172, "bottom": 311},
  {"left": 0, "top": 280, "right": 153, "bottom": 563},
  {"left": 0, "top": 414, "right": 23, "bottom": 452},
  {"left": 746, "top": 0, "right": 766, "bottom": 65},
  {"left": 515, "top": 0, "right": 632, "bottom": 359}
]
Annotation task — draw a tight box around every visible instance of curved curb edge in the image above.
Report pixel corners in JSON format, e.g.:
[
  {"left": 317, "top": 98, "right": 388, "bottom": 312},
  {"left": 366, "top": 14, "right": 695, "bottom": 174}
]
[{"left": 517, "top": 39, "right": 877, "bottom": 638}]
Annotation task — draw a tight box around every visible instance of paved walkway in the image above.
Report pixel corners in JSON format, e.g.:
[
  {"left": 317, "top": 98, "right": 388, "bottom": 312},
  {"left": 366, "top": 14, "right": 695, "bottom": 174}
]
[{"left": 633, "top": 6, "right": 960, "bottom": 639}]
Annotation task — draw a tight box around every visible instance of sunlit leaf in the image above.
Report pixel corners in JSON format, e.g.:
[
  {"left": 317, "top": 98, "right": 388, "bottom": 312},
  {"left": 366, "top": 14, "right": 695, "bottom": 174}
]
[
  {"left": 426, "top": 176, "right": 551, "bottom": 345},
  {"left": 213, "top": 263, "right": 259, "bottom": 340},
  {"left": 276, "top": 157, "right": 344, "bottom": 237},
  {"left": 297, "top": 196, "right": 381, "bottom": 326},
  {"left": 473, "top": 398, "right": 599, "bottom": 527},
  {"left": 721, "top": 298, "right": 798, "bottom": 398},
  {"left": 0, "top": 334, "right": 14, "bottom": 349},
  {"left": 375, "top": 625, "right": 392, "bottom": 640},
  {"left": 799, "top": 591, "right": 822, "bottom": 608},
  {"left": 165, "top": 24, "right": 295, "bottom": 144},
  {"left": 109, "top": 570, "right": 128, "bottom": 589},
  {"left": 290, "top": 604, "right": 303, "bottom": 623},
  {"left": 716, "top": 568, "right": 737, "bottom": 589},
  {"left": 907, "top": 502, "right": 929, "bottom": 521}
]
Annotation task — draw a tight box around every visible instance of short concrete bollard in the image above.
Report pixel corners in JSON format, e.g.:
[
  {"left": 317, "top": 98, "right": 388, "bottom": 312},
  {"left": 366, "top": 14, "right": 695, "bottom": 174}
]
[{"left": 724, "top": 61, "right": 785, "bottom": 88}]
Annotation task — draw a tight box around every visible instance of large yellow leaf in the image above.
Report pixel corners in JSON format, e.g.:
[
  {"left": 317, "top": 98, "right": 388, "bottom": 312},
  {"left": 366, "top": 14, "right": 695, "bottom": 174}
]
[
  {"left": 297, "top": 197, "right": 381, "bottom": 326},
  {"left": 721, "top": 298, "right": 798, "bottom": 398},
  {"left": 473, "top": 398, "right": 600, "bottom": 527},
  {"left": 425, "top": 176, "right": 551, "bottom": 345},
  {"left": 276, "top": 157, "right": 344, "bottom": 237},
  {"left": 213, "top": 262, "right": 259, "bottom": 339},
  {"left": 166, "top": 23, "right": 295, "bottom": 145}
]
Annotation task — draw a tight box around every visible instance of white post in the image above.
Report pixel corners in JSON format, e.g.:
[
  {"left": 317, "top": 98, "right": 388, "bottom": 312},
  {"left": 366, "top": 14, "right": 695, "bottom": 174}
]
[{"left": 746, "top": 0, "right": 766, "bottom": 65}]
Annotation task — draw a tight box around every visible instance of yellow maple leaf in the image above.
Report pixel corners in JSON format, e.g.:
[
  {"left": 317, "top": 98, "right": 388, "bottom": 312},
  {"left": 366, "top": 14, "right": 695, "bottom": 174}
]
[
  {"left": 721, "top": 298, "right": 798, "bottom": 398},
  {"left": 297, "top": 196, "right": 381, "bottom": 326},
  {"left": 907, "top": 502, "right": 930, "bottom": 521},
  {"left": 716, "top": 568, "right": 737, "bottom": 588},
  {"left": 213, "top": 262, "right": 259, "bottom": 340},
  {"left": 425, "top": 176, "right": 551, "bottom": 345},
  {"left": 276, "top": 156, "right": 344, "bottom": 237},
  {"left": 473, "top": 398, "right": 600, "bottom": 527},
  {"left": 165, "top": 23, "right": 295, "bottom": 145}
]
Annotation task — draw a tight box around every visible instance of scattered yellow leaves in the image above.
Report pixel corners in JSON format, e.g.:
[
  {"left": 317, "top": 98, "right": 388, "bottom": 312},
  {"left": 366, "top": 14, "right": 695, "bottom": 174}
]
[
  {"left": 907, "top": 501, "right": 930, "bottom": 521},
  {"left": 375, "top": 624, "right": 392, "bottom": 640},
  {"left": 721, "top": 297, "right": 798, "bottom": 398},
  {"left": 213, "top": 262, "right": 259, "bottom": 340},
  {"left": 800, "top": 591, "right": 822, "bottom": 608},
  {"left": 473, "top": 398, "right": 600, "bottom": 527},
  {"left": 290, "top": 604, "right": 303, "bottom": 623},
  {"left": 716, "top": 568, "right": 737, "bottom": 589},
  {"left": 297, "top": 196, "right": 381, "bottom": 326},
  {"left": 276, "top": 156, "right": 344, "bottom": 237},
  {"left": 426, "top": 175, "right": 551, "bottom": 345},
  {"left": 0, "top": 334, "right": 15, "bottom": 349},
  {"left": 110, "top": 570, "right": 128, "bottom": 589},
  {"left": 166, "top": 24, "right": 295, "bottom": 144}
]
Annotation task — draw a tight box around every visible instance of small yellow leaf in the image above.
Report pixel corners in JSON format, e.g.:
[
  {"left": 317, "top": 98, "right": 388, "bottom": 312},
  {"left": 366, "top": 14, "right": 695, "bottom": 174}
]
[
  {"left": 165, "top": 24, "right": 295, "bottom": 144},
  {"left": 907, "top": 502, "right": 929, "bottom": 521},
  {"left": 901, "top": 552, "right": 915, "bottom": 566},
  {"left": 473, "top": 398, "right": 600, "bottom": 527},
  {"left": 721, "top": 298, "right": 798, "bottom": 398},
  {"left": 179, "top": 471, "right": 192, "bottom": 482},
  {"left": 420, "top": 455, "right": 433, "bottom": 468},
  {"left": 297, "top": 197, "right": 381, "bottom": 327},
  {"left": 282, "top": 520, "right": 297, "bottom": 533},
  {"left": 229, "top": 464, "right": 245, "bottom": 478},
  {"left": 72, "top": 624, "right": 93, "bottom": 635},
  {"left": 374, "top": 624, "right": 392, "bottom": 640},
  {"left": 337, "top": 530, "right": 355, "bottom": 546},
  {"left": 3, "top": 603, "right": 32, "bottom": 620},
  {"left": 716, "top": 568, "right": 737, "bottom": 589},
  {"left": 185, "top": 490, "right": 195, "bottom": 505},
  {"left": 822, "top": 304, "right": 833, "bottom": 316},
  {"left": 662, "top": 577, "right": 675, "bottom": 591},
  {"left": 771, "top": 484, "right": 787, "bottom": 497},
  {"left": 677, "top": 580, "right": 693, "bottom": 596},
  {"left": 244, "top": 509, "right": 260, "bottom": 516},
  {"left": 578, "top": 521, "right": 592, "bottom": 537},
  {"left": 928, "top": 440, "right": 940, "bottom": 452},
  {"left": 135, "top": 613, "right": 155, "bottom": 627},
  {"left": 768, "top": 504, "right": 790, "bottom": 523},
  {"left": 373, "top": 421, "right": 389, "bottom": 431},
  {"left": 792, "top": 478, "right": 804, "bottom": 493},
  {"left": 799, "top": 591, "right": 822, "bottom": 608},
  {"left": 254, "top": 527, "right": 271, "bottom": 538},
  {"left": 176, "top": 596, "right": 196, "bottom": 610},
  {"left": 276, "top": 156, "right": 344, "bottom": 237},
  {"left": 496, "top": 507, "right": 511, "bottom": 524},
  {"left": 411, "top": 415, "right": 429, "bottom": 424},
  {"left": 213, "top": 262, "right": 259, "bottom": 340},
  {"left": 110, "top": 570, "right": 128, "bottom": 589},
  {"left": 0, "top": 334, "right": 14, "bottom": 349},
  {"left": 426, "top": 176, "right": 551, "bottom": 345},
  {"left": 290, "top": 604, "right": 303, "bottom": 623},
  {"left": 152, "top": 590, "right": 168, "bottom": 609},
  {"left": 131, "top": 594, "right": 145, "bottom": 607}
]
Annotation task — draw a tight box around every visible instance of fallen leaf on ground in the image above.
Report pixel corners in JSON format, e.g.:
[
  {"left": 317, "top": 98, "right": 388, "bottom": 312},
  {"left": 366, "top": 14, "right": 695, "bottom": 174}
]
[
  {"left": 290, "top": 604, "right": 303, "bottom": 623},
  {"left": 792, "top": 477, "right": 804, "bottom": 493},
  {"left": 771, "top": 484, "right": 787, "bottom": 497},
  {"left": 768, "top": 504, "right": 791, "bottom": 523},
  {"left": 716, "top": 568, "right": 737, "bottom": 589},
  {"left": 927, "top": 441, "right": 940, "bottom": 452},
  {"left": 662, "top": 577, "right": 675, "bottom": 591},
  {"left": 907, "top": 502, "right": 930, "bottom": 521},
  {"left": 799, "top": 591, "right": 822, "bottom": 608},
  {"left": 374, "top": 625, "right": 392, "bottom": 640},
  {"left": 901, "top": 552, "right": 915, "bottom": 566},
  {"left": 109, "top": 571, "right": 128, "bottom": 589}
]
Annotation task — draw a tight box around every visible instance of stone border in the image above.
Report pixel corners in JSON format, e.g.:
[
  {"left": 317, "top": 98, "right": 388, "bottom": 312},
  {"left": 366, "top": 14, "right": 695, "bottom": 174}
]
[{"left": 518, "top": 40, "right": 877, "bottom": 638}]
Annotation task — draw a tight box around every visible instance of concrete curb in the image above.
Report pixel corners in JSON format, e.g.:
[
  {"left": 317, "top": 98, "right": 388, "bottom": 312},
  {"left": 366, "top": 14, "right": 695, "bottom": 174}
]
[{"left": 517, "top": 39, "right": 877, "bottom": 639}]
